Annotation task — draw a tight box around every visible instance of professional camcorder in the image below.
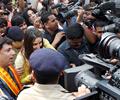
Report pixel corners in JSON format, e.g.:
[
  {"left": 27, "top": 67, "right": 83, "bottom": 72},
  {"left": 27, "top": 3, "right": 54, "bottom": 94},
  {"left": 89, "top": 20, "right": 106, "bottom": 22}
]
[
  {"left": 64, "top": 1, "right": 120, "bottom": 99},
  {"left": 99, "top": 32, "right": 120, "bottom": 59},
  {"left": 64, "top": 32, "right": 120, "bottom": 100},
  {"left": 50, "top": 0, "right": 83, "bottom": 19},
  {"left": 92, "top": 0, "right": 120, "bottom": 17},
  {"left": 76, "top": 32, "right": 120, "bottom": 100},
  {"left": 82, "top": 0, "right": 120, "bottom": 33}
]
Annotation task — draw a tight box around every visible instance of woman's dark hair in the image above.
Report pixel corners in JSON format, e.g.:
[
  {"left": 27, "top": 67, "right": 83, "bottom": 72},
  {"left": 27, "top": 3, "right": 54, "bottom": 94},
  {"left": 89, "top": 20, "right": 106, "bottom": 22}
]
[
  {"left": 24, "top": 27, "right": 43, "bottom": 59},
  {"left": 22, "top": 8, "right": 37, "bottom": 26}
]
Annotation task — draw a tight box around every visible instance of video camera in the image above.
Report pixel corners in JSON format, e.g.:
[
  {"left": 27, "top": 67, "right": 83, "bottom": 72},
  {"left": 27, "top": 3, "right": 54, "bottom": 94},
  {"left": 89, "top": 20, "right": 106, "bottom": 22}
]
[
  {"left": 90, "top": 0, "right": 120, "bottom": 33},
  {"left": 76, "top": 32, "right": 120, "bottom": 100},
  {"left": 63, "top": 1, "right": 120, "bottom": 99},
  {"left": 99, "top": 32, "right": 120, "bottom": 59},
  {"left": 76, "top": 0, "right": 120, "bottom": 96},
  {"left": 64, "top": 32, "right": 120, "bottom": 100},
  {"left": 75, "top": 0, "right": 120, "bottom": 33},
  {"left": 50, "top": 0, "right": 83, "bottom": 19}
]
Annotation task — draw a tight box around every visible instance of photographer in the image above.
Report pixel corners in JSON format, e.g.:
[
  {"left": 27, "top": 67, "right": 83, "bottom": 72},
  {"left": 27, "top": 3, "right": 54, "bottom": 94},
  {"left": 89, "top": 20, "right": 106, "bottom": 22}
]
[
  {"left": 76, "top": 4, "right": 96, "bottom": 44},
  {"left": 62, "top": 1, "right": 120, "bottom": 100},
  {"left": 58, "top": 23, "right": 90, "bottom": 67},
  {"left": 76, "top": 7, "right": 98, "bottom": 53}
]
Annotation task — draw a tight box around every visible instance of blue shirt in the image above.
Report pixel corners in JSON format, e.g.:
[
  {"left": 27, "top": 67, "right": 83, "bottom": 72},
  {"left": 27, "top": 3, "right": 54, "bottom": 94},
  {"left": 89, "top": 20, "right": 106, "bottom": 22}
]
[{"left": 58, "top": 40, "right": 90, "bottom": 66}]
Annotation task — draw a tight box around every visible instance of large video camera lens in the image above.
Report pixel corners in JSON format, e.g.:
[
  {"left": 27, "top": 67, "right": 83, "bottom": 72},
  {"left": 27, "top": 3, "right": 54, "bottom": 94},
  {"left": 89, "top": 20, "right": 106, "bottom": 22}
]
[{"left": 99, "top": 32, "right": 120, "bottom": 59}]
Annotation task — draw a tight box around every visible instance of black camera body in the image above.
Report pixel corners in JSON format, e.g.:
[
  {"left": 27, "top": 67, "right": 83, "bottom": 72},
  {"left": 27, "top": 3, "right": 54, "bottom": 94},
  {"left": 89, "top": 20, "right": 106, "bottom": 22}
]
[
  {"left": 77, "top": 53, "right": 120, "bottom": 100},
  {"left": 90, "top": 0, "right": 120, "bottom": 33},
  {"left": 64, "top": 31, "right": 120, "bottom": 100},
  {"left": 50, "top": 0, "right": 81, "bottom": 19},
  {"left": 64, "top": 53, "right": 120, "bottom": 100},
  {"left": 63, "top": 1, "right": 120, "bottom": 100}
]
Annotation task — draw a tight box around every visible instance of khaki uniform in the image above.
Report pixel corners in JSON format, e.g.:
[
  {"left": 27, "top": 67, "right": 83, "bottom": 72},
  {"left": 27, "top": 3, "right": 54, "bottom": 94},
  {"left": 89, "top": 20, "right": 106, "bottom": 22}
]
[{"left": 17, "top": 83, "right": 75, "bottom": 100}]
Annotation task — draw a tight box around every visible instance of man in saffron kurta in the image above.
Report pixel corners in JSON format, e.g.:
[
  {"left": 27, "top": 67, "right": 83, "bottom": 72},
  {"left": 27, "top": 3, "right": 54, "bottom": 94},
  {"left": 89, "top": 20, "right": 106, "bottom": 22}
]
[{"left": 0, "top": 37, "right": 22, "bottom": 100}]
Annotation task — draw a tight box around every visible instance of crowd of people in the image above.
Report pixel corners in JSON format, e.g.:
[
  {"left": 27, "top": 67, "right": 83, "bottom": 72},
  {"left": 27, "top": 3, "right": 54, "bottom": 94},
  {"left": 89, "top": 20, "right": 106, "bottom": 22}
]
[{"left": 0, "top": 0, "right": 118, "bottom": 100}]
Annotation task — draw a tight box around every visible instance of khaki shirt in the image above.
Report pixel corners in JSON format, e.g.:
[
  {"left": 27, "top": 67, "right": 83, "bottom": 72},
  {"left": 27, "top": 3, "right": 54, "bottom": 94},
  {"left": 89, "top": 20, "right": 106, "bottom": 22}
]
[{"left": 17, "top": 83, "right": 75, "bottom": 100}]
